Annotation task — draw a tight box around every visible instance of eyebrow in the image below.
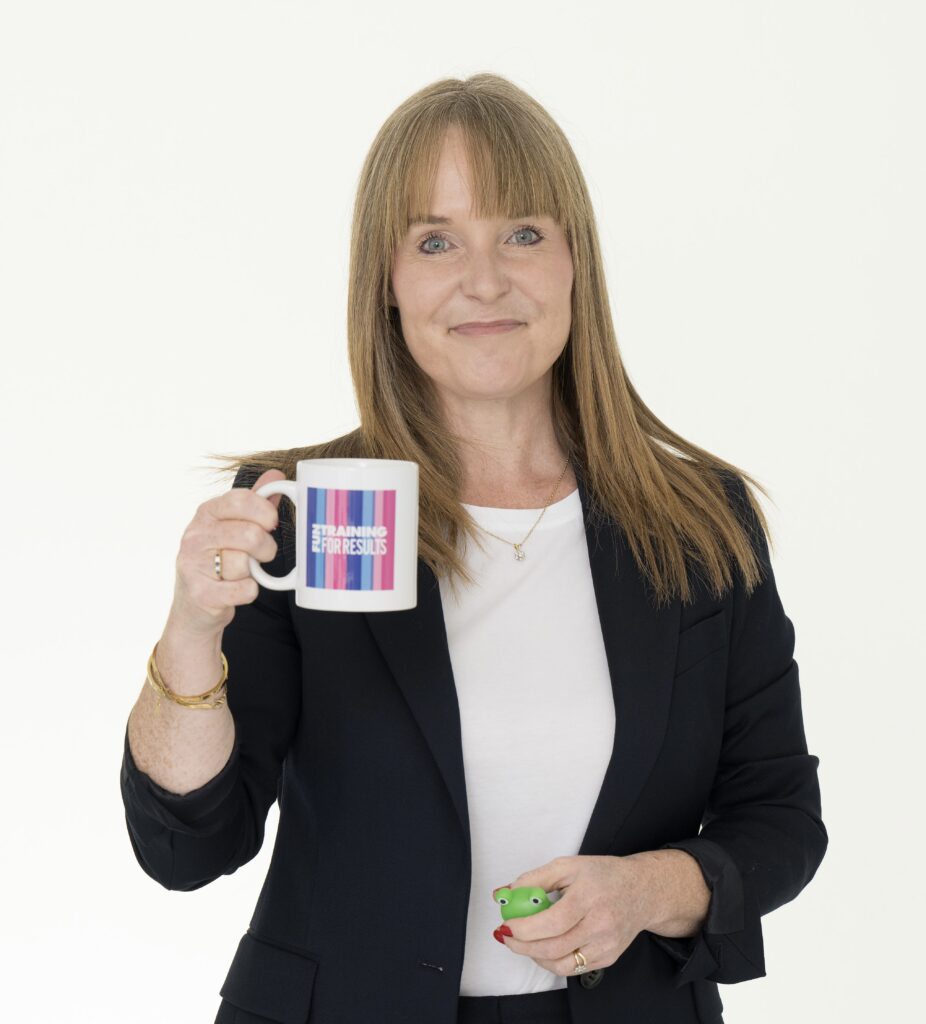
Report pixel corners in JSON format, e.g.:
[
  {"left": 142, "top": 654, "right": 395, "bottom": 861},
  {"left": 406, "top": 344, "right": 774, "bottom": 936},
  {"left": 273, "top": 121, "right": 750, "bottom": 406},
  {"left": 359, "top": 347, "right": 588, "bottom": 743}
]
[{"left": 407, "top": 214, "right": 452, "bottom": 227}]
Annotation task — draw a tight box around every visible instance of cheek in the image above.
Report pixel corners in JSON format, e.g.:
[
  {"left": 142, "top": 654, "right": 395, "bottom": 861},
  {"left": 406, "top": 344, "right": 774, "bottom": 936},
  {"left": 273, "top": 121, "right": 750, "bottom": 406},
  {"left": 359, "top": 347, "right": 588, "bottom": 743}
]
[
  {"left": 400, "top": 326, "right": 450, "bottom": 380},
  {"left": 390, "top": 260, "right": 419, "bottom": 310},
  {"left": 393, "top": 274, "right": 445, "bottom": 325},
  {"left": 523, "top": 263, "right": 572, "bottom": 313}
]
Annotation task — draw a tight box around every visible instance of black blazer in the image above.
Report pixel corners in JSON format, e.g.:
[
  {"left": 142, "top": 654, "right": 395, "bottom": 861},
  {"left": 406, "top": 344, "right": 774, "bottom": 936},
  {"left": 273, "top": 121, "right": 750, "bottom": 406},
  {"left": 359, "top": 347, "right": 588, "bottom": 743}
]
[{"left": 120, "top": 464, "right": 827, "bottom": 1024}]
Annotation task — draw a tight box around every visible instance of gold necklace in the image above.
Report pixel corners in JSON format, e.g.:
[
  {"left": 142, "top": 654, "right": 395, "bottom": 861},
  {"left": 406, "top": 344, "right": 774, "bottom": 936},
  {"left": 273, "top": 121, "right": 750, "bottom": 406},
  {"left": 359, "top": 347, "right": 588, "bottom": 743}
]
[{"left": 471, "top": 456, "right": 572, "bottom": 561}]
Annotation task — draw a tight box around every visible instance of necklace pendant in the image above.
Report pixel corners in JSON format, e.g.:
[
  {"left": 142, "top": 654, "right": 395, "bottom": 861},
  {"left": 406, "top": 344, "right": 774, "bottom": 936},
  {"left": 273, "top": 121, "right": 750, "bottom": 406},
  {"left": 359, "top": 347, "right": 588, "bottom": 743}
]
[{"left": 514, "top": 544, "right": 526, "bottom": 561}]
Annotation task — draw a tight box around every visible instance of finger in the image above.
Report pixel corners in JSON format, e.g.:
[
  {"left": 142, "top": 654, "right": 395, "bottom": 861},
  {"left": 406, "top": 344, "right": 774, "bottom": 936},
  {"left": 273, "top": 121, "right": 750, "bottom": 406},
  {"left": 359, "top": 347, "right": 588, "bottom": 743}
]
[
  {"left": 508, "top": 856, "right": 578, "bottom": 897},
  {"left": 534, "top": 955, "right": 575, "bottom": 977},
  {"left": 204, "top": 485, "right": 282, "bottom": 533},
  {"left": 500, "top": 894, "right": 579, "bottom": 943},
  {"left": 207, "top": 547, "right": 259, "bottom": 583},
  {"left": 551, "top": 949, "right": 596, "bottom": 977},
  {"left": 501, "top": 906, "right": 591, "bottom": 964},
  {"left": 199, "top": 522, "right": 280, "bottom": 579}
]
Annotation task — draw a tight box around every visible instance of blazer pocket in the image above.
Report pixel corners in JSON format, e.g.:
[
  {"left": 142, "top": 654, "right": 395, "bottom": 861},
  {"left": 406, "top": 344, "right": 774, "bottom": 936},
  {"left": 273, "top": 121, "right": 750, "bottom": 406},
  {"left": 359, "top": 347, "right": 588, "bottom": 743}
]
[
  {"left": 674, "top": 608, "right": 727, "bottom": 678},
  {"left": 219, "top": 930, "right": 319, "bottom": 1024}
]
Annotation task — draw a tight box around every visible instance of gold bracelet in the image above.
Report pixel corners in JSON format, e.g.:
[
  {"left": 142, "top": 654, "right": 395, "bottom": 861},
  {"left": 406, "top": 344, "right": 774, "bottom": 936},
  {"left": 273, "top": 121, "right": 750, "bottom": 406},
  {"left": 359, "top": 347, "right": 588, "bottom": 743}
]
[{"left": 146, "top": 641, "right": 229, "bottom": 714}]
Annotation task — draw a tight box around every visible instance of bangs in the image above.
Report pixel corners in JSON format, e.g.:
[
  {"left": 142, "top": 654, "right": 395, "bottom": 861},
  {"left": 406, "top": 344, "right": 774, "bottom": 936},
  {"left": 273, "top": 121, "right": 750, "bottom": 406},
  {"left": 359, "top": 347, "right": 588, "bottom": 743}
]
[{"left": 389, "top": 115, "right": 571, "bottom": 249}]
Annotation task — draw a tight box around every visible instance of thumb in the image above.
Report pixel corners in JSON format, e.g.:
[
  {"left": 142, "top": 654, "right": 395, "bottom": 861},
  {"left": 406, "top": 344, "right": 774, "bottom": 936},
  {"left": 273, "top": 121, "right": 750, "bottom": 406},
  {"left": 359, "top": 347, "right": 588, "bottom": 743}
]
[
  {"left": 506, "top": 858, "right": 573, "bottom": 897},
  {"left": 251, "top": 467, "right": 287, "bottom": 511}
]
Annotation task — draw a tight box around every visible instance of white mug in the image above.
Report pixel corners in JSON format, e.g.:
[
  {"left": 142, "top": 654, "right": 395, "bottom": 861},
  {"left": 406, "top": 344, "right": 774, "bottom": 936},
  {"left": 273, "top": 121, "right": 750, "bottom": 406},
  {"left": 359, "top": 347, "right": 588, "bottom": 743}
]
[{"left": 248, "top": 458, "right": 419, "bottom": 612}]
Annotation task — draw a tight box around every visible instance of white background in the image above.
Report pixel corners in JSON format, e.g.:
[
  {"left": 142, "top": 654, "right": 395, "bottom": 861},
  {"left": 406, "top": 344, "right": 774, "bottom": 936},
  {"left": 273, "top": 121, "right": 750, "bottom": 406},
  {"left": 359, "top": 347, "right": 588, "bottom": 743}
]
[{"left": 2, "top": 1, "right": 922, "bottom": 1021}]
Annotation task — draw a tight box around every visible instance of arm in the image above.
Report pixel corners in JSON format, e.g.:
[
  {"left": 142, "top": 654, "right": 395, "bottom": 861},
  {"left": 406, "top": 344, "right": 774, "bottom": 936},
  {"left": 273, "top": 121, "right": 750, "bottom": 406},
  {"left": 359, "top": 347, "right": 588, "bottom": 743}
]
[
  {"left": 648, "top": 473, "right": 828, "bottom": 985},
  {"left": 119, "top": 464, "right": 302, "bottom": 891}
]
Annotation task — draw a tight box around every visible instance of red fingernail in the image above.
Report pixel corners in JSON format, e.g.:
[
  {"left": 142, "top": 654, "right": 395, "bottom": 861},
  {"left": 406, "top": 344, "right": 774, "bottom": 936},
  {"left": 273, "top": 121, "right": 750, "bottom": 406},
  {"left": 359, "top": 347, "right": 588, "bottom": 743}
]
[
  {"left": 493, "top": 928, "right": 505, "bottom": 944},
  {"left": 498, "top": 925, "right": 513, "bottom": 937}
]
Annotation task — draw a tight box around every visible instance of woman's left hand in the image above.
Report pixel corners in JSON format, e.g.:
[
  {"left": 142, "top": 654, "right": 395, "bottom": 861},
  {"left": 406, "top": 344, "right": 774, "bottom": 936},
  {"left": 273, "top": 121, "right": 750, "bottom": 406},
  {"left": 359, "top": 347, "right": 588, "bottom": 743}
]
[{"left": 491, "top": 854, "right": 658, "bottom": 976}]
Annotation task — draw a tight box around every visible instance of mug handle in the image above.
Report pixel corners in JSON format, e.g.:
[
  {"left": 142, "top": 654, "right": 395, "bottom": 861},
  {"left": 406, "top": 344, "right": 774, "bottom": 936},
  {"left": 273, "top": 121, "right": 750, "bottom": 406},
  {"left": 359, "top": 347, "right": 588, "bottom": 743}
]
[{"left": 248, "top": 480, "right": 299, "bottom": 591}]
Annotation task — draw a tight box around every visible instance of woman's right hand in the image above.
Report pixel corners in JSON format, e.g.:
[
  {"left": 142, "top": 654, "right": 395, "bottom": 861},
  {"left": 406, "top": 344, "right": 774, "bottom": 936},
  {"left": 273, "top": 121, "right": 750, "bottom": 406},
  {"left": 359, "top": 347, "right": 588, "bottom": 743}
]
[{"left": 167, "top": 468, "right": 287, "bottom": 640}]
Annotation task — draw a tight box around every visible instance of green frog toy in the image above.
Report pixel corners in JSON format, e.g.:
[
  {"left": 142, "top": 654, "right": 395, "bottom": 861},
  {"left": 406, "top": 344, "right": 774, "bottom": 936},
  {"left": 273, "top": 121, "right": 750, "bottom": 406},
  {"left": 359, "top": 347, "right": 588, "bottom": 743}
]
[{"left": 493, "top": 885, "right": 553, "bottom": 921}]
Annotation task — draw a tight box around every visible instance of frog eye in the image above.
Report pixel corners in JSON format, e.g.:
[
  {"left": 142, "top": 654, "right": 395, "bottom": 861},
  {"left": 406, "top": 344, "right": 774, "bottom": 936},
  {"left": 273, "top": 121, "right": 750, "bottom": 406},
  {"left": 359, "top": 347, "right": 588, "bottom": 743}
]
[
  {"left": 530, "top": 897, "right": 541, "bottom": 904},
  {"left": 497, "top": 896, "right": 509, "bottom": 905}
]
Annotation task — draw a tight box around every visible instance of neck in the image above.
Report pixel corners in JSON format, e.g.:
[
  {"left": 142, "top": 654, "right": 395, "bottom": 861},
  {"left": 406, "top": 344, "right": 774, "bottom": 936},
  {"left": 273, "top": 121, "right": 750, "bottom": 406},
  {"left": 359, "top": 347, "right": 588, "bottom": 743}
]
[
  {"left": 437, "top": 377, "right": 577, "bottom": 508},
  {"left": 458, "top": 450, "right": 576, "bottom": 509}
]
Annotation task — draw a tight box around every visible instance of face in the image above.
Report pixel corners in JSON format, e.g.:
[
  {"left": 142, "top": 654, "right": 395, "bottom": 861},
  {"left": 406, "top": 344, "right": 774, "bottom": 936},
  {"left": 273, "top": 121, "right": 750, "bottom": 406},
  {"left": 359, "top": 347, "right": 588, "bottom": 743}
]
[{"left": 390, "top": 128, "right": 574, "bottom": 414}]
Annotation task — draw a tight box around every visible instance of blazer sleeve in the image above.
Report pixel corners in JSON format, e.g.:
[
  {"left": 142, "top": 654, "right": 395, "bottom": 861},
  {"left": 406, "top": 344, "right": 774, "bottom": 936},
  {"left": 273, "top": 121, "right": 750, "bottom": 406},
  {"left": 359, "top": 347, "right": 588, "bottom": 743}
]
[
  {"left": 649, "top": 473, "right": 828, "bottom": 985},
  {"left": 119, "top": 463, "right": 302, "bottom": 891}
]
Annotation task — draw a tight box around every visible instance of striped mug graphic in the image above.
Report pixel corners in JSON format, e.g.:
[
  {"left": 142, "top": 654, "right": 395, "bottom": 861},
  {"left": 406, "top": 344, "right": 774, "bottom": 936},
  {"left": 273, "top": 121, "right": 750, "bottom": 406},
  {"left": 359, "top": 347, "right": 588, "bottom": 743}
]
[
  {"left": 306, "top": 486, "right": 396, "bottom": 591},
  {"left": 248, "top": 459, "right": 419, "bottom": 612}
]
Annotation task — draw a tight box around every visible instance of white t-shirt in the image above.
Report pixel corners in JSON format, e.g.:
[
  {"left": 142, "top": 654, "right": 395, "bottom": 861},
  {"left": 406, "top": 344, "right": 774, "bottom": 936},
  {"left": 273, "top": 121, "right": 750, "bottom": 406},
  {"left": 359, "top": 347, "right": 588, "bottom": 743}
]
[{"left": 438, "top": 486, "right": 616, "bottom": 996}]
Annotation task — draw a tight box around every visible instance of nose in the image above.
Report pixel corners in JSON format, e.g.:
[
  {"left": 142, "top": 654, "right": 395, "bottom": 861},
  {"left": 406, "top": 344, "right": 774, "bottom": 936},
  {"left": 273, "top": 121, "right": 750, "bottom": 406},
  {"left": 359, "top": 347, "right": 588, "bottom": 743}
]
[{"left": 457, "top": 249, "right": 513, "bottom": 302}]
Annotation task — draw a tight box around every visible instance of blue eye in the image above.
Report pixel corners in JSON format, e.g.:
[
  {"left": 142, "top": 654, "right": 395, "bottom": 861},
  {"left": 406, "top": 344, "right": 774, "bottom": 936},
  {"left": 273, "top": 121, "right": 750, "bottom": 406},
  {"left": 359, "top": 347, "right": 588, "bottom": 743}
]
[{"left": 418, "top": 223, "right": 545, "bottom": 255}]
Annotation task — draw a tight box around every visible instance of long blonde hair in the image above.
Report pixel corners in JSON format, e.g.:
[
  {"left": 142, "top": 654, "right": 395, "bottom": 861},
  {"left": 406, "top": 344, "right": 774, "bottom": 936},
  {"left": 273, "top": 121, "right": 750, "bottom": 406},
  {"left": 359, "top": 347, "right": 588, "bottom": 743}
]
[{"left": 207, "top": 72, "right": 773, "bottom": 607}]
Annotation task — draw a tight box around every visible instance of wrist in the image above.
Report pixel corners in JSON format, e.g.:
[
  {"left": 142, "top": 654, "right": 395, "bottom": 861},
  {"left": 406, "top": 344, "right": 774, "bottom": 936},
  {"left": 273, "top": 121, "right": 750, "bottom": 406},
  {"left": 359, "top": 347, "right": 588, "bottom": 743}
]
[
  {"left": 155, "top": 625, "right": 225, "bottom": 699},
  {"left": 629, "top": 848, "right": 711, "bottom": 939}
]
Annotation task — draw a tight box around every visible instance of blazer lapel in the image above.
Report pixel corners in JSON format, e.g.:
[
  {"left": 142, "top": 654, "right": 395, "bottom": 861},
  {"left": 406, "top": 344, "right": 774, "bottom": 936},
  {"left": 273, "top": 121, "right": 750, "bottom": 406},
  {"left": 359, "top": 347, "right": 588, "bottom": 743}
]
[
  {"left": 572, "top": 471, "right": 681, "bottom": 854},
  {"left": 362, "top": 469, "right": 681, "bottom": 857}
]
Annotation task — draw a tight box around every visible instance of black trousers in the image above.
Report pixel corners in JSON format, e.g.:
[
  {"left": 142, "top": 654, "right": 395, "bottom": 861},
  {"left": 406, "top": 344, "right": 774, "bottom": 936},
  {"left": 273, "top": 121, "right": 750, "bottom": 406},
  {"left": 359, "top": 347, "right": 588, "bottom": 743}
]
[
  {"left": 457, "top": 988, "right": 571, "bottom": 1023},
  {"left": 215, "top": 987, "right": 572, "bottom": 1024}
]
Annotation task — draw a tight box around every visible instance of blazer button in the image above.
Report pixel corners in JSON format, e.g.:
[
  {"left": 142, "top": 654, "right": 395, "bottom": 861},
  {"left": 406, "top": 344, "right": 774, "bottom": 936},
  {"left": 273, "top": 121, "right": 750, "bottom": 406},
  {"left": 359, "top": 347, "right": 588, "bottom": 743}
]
[{"left": 579, "top": 968, "right": 604, "bottom": 989}]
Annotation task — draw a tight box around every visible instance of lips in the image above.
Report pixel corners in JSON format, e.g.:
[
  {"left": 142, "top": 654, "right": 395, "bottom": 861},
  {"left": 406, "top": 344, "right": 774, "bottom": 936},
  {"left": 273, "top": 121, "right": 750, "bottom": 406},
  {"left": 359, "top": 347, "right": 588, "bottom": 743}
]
[{"left": 452, "top": 320, "right": 524, "bottom": 336}]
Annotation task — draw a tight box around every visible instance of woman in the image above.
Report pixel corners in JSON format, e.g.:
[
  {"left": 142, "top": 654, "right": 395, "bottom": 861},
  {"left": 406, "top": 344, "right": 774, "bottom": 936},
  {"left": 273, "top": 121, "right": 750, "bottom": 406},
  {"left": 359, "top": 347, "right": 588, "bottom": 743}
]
[{"left": 120, "top": 74, "right": 827, "bottom": 1024}]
